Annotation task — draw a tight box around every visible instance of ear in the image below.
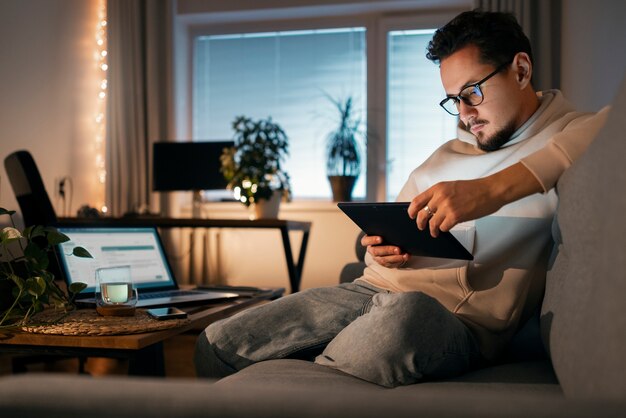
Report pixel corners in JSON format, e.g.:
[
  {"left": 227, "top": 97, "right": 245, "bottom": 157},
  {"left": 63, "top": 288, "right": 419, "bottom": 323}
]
[{"left": 512, "top": 52, "right": 533, "bottom": 89}]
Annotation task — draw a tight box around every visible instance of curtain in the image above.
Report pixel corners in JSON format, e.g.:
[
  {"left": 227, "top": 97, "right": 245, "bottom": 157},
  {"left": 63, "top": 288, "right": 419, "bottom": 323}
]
[
  {"left": 474, "top": 0, "right": 561, "bottom": 92},
  {"left": 105, "top": 0, "right": 173, "bottom": 216}
]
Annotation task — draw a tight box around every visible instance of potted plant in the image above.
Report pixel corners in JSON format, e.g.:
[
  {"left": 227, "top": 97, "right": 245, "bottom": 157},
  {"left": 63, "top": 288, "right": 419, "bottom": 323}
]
[
  {"left": 0, "top": 207, "right": 91, "bottom": 331},
  {"left": 325, "top": 96, "right": 365, "bottom": 202},
  {"left": 220, "top": 115, "right": 291, "bottom": 219}
]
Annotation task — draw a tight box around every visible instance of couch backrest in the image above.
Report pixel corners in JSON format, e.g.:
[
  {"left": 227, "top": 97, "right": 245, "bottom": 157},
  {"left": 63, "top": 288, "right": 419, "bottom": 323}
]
[{"left": 541, "top": 72, "right": 626, "bottom": 401}]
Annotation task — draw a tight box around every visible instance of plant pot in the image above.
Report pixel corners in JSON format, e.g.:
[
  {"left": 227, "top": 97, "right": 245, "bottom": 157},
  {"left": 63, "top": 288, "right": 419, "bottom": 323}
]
[
  {"left": 328, "top": 175, "right": 357, "bottom": 202},
  {"left": 250, "top": 190, "right": 282, "bottom": 220}
]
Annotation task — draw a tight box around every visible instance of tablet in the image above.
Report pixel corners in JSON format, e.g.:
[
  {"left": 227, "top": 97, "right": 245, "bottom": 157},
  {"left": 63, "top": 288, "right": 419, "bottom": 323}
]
[{"left": 338, "top": 202, "right": 473, "bottom": 260}]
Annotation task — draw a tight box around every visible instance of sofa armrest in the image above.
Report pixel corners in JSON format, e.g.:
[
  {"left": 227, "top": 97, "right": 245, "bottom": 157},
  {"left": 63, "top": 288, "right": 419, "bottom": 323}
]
[{"left": 339, "top": 231, "right": 366, "bottom": 283}]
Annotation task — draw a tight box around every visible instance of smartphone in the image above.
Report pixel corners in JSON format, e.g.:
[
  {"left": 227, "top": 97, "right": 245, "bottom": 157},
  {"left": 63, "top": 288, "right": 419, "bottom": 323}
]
[{"left": 147, "top": 307, "right": 188, "bottom": 320}]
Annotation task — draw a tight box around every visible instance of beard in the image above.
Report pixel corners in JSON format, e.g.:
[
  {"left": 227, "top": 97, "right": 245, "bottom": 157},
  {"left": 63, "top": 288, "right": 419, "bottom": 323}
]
[{"left": 470, "top": 120, "right": 517, "bottom": 152}]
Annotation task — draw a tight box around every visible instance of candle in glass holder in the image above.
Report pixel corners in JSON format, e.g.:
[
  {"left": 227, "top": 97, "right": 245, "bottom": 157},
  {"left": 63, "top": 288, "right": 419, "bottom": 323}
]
[
  {"left": 95, "top": 266, "right": 138, "bottom": 316},
  {"left": 101, "top": 282, "right": 132, "bottom": 304}
]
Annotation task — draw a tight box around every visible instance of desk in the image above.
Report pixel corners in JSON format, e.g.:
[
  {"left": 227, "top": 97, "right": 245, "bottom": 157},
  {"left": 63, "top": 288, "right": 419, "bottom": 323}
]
[
  {"left": 0, "top": 294, "right": 278, "bottom": 376},
  {"left": 58, "top": 217, "right": 311, "bottom": 293}
]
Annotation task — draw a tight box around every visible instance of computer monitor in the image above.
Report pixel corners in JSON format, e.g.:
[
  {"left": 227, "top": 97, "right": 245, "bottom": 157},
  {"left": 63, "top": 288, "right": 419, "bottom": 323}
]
[
  {"left": 152, "top": 141, "right": 234, "bottom": 192},
  {"left": 153, "top": 141, "right": 235, "bottom": 216}
]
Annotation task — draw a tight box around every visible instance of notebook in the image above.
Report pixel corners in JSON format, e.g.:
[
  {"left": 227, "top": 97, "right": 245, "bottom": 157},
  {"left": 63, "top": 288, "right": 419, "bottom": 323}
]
[
  {"left": 337, "top": 202, "right": 474, "bottom": 260},
  {"left": 56, "top": 226, "right": 239, "bottom": 308}
]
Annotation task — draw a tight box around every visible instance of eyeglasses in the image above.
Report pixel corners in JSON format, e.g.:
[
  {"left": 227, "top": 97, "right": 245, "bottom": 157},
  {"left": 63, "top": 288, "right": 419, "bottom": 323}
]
[{"left": 439, "top": 60, "right": 512, "bottom": 116}]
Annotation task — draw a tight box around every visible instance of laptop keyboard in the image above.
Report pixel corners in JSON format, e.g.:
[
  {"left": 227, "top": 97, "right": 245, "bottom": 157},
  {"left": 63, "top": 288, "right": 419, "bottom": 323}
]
[{"left": 139, "top": 290, "right": 200, "bottom": 300}]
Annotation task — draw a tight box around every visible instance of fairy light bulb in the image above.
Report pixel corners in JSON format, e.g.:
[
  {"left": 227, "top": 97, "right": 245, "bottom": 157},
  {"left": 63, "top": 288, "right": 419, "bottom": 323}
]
[{"left": 94, "top": 0, "right": 107, "bottom": 211}]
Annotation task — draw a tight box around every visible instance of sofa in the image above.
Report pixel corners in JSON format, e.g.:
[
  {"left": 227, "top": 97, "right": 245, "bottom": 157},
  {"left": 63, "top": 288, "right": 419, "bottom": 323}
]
[{"left": 1, "top": 76, "right": 625, "bottom": 417}]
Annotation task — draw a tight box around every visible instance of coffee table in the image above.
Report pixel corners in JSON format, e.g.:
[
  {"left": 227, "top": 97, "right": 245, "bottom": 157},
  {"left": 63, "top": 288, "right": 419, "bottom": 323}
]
[{"left": 0, "top": 291, "right": 281, "bottom": 376}]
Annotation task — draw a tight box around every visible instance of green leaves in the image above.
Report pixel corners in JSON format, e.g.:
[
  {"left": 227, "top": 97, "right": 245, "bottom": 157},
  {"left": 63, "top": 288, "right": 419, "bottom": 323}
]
[
  {"left": 72, "top": 246, "right": 92, "bottom": 258},
  {"left": 0, "top": 227, "right": 22, "bottom": 243},
  {"left": 0, "top": 208, "right": 16, "bottom": 217},
  {"left": 24, "top": 241, "right": 49, "bottom": 270},
  {"left": 26, "top": 225, "right": 45, "bottom": 239},
  {"left": 26, "top": 277, "right": 46, "bottom": 297},
  {"left": 325, "top": 95, "right": 364, "bottom": 177},
  {"left": 223, "top": 116, "right": 291, "bottom": 206},
  {"left": 44, "top": 228, "right": 70, "bottom": 245},
  {"left": 0, "top": 214, "right": 93, "bottom": 328},
  {"left": 8, "top": 274, "right": 24, "bottom": 291},
  {"left": 69, "top": 282, "right": 87, "bottom": 294}
]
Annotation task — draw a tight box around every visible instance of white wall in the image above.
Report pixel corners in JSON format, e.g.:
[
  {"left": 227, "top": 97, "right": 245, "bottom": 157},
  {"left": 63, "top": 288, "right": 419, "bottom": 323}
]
[{"left": 0, "top": 0, "right": 102, "bottom": 226}]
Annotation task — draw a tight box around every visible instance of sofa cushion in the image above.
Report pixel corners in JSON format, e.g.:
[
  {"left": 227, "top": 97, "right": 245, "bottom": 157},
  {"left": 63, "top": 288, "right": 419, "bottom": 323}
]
[
  {"left": 541, "top": 72, "right": 626, "bottom": 400},
  {"left": 217, "top": 358, "right": 559, "bottom": 393},
  {"left": 217, "top": 359, "right": 385, "bottom": 391}
]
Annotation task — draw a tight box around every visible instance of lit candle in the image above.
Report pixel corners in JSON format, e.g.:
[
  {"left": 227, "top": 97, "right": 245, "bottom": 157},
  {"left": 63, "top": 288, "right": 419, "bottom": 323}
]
[{"left": 102, "top": 282, "right": 131, "bottom": 304}]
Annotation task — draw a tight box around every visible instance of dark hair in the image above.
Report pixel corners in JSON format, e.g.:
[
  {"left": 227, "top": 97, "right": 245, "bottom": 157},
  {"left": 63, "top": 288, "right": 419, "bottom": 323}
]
[{"left": 426, "top": 9, "right": 533, "bottom": 67}]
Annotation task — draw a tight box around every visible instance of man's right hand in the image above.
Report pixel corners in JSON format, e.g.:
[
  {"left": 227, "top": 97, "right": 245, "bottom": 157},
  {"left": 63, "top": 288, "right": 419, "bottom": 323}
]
[
  {"left": 407, "top": 162, "right": 544, "bottom": 237},
  {"left": 361, "top": 234, "right": 410, "bottom": 268}
]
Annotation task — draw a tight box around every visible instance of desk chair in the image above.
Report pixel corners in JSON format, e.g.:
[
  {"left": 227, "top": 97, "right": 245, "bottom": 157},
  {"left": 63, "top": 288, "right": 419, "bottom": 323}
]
[
  {"left": 3, "top": 149, "right": 65, "bottom": 296},
  {"left": 4, "top": 150, "right": 58, "bottom": 227}
]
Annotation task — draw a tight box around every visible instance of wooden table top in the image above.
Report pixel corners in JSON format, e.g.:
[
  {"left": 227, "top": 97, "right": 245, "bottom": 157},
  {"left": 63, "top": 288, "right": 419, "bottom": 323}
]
[{"left": 0, "top": 296, "right": 267, "bottom": 351}]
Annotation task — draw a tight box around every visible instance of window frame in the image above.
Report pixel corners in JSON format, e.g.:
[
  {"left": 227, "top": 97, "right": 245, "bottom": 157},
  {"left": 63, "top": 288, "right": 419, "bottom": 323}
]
[{"left": 175, "top": 8, "right": 463, "bottom": 201}]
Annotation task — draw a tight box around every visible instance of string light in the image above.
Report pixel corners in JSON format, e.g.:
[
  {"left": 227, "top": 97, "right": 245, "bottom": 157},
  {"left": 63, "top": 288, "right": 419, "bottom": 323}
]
[{"left": 95, "top": 0, "right": 107, "bottom": 212}]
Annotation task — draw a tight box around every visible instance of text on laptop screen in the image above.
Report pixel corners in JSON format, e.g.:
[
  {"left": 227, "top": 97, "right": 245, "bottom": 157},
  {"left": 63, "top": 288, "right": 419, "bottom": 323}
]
[{"left": 57, "top": 227, "right": 176, "bottom": 293}]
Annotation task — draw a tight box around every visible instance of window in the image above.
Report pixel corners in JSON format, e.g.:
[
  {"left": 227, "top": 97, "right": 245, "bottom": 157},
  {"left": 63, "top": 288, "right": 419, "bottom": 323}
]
[
  {"left": 386, "top": 29, "right": 457, "bottom": 201},
  {"left": 185, "top": 9, "right": 461, "bottom": 202},
  {"left": 193, "top": 28, "right": 367, "bottom": 200}
]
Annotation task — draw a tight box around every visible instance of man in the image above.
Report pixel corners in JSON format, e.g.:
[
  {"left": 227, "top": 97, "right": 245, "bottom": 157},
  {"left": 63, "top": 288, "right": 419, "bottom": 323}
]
[{"left": 194, "top": 10, "right": 608, "bottom": 388}]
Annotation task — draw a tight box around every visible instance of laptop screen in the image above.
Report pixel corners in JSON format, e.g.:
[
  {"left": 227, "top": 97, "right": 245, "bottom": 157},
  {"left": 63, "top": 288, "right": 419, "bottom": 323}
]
[{"left": 56, "top": 227, "right": 177, "bottom": 294}]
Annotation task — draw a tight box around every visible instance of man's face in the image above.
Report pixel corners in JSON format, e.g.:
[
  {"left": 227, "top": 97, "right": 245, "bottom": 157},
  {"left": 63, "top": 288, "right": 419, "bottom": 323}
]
[{"left": 440, "top": 45, "right": 522, "bottom": 151}]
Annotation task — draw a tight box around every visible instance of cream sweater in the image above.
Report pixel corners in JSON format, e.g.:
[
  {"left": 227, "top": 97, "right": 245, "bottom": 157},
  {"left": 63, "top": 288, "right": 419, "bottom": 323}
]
[{"left": 360, "top": 90, "right": 609, "bottom": 358}]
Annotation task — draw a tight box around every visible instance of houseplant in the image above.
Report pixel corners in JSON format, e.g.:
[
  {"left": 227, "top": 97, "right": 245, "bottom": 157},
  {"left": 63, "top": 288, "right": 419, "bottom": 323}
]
[
  {"left": 220, "top": 115, "right": 291, "bottom": 219},
  {"left": 325, "top": 96, "right": 365, "bottom": 202},
  {"left": 0, "top": 207, "right": 91, "bottom": 330}
]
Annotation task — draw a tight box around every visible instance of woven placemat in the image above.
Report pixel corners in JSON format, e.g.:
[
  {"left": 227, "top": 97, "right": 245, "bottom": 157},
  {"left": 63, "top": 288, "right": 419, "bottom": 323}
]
[{"left": 21, "top": 309, "right": 190, "bottom": 336}]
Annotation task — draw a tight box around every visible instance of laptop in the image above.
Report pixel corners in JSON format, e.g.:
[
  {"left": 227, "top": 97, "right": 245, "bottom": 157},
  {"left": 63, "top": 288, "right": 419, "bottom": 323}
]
[{"left": 56, "top": 226, "right": 239, "bottom": 308}]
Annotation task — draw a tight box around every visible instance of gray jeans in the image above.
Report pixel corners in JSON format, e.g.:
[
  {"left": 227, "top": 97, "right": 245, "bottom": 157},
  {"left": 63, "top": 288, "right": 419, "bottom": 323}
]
[{"left": 194, "top": 281, "right": 481, "bottom": 387}]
